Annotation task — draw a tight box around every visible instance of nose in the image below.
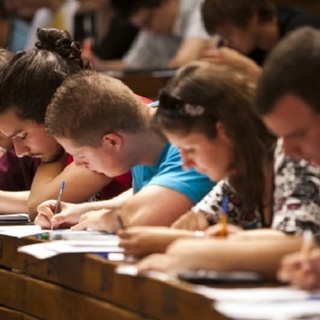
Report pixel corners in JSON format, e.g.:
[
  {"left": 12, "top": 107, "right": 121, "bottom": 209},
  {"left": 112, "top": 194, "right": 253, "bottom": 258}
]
[{"left": 12, "top": 138, "right": 30, "bottom": 158}]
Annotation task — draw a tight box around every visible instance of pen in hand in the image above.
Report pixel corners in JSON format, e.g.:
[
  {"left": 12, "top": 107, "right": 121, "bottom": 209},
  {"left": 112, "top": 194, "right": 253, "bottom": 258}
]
[
  {"left": 51, "top": 181, "right": 65, "bottom": 230},
  {"left": 218, "top": 196, "right": 228, "bottom": 237}
]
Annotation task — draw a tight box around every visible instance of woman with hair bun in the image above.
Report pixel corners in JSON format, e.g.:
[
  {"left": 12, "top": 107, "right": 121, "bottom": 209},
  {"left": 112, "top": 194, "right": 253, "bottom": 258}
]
[{"left": 0, "top": 28, "right": 132, "bottom": 222}]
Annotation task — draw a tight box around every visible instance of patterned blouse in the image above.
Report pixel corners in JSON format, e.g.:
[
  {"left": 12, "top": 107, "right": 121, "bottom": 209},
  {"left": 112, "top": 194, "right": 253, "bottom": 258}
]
[{"left": 193, "top": 140, "right": 320, "bottom": 235}]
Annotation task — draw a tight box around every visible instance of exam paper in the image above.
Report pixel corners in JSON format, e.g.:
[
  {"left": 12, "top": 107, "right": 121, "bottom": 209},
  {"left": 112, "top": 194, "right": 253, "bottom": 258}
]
[
  {"left": 0, "top": 225, "right": 44, "bottom": 238},
  {"left": 18, "top": 239, "right": 123, "bottom": 259},
  {"left": 194, "top": 286, "right": 320, "bottom": 320},
  {"left": 215, "top": 300, "right": 320, "bottom": 320}
]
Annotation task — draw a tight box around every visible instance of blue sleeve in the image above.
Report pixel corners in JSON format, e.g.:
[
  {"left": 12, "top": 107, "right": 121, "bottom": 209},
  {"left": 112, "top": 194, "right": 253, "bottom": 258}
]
[{"left": 146, "top": 147, "right": 215, "bottom": 204}]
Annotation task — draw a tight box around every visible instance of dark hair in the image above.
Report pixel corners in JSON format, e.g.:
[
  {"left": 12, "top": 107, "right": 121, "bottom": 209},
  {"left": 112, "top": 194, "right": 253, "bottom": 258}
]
[
  {"left": 256, "top": 27, "right": 320, "bottom": 115},
  {"left": 0, "top": 28, "right": 89, "bottom": 124},
  {"left": 110, "top": 0, "right": 162, "bottom": 18},
  {"left": 155, "top": 61, "right": 276, "bottom": 213},
  {"left": 46, "top": 71, "right": 146, "bottom": 147},
  {"left": 202, "top": 0, "right": 276, "bottom": 34}
]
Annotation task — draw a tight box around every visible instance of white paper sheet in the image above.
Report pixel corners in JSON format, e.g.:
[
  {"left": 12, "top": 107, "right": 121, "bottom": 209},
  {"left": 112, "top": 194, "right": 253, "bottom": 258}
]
[
  {"left": 0, "top": 225, "right": 44, "bottom": 238},
  {"left": 215, "top": 300, "right": 320, "bottom": 320},
  {"left": 194, "top": 285, "right": 320, "bottom": 320},
  {"left": 18, "top": 239, "right": 123, "bottom": 259}
]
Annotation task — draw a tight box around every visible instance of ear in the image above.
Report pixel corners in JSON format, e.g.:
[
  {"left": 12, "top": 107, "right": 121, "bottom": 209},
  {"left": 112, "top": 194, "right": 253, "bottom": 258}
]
[
  {"left": 102, "top": 133, "right": 122, "bottom": 151},
  {"left": 216, "top": 121, "right": 231, "bottom": 145}
]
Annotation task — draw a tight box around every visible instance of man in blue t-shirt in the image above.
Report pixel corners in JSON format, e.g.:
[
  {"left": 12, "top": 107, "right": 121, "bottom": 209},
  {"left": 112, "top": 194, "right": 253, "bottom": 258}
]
[{"left": 35, "top": 71, "right": 215, "bottom": 232}]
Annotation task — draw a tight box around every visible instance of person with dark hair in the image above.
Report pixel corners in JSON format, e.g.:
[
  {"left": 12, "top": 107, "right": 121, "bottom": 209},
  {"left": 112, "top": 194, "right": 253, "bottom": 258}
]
[
  {"left": 35, "top": 70, "right": 214, "bottom": 232},
  {"left": 85, "top": 0, "right": 210, "bottom": 71},
  {"left": 255, "top": 27, "right": 320, "bottom": 289},
  {"left": 0, "top": 48, "right": 41, "bottom": 213},
  {"left": 201, "top": 0, "right": 320, "bottom": 67},
  {"left": 74, "top": 0, "right": 139, "bottom": 60},
  {"left": 115, "top": 61, "right": 320, "bottom": 279},
  {"left": 0, "top": 28, "right": 132, "bottom": 220}
]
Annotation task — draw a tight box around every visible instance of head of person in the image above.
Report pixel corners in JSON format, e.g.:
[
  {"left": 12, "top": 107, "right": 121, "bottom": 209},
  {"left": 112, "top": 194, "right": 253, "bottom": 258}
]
[
  {"left": 0, "top": 28, "right": 89, "bottom": 162},
  {"left": 202, "top": 0, "right": 276, "bottom": 54},
  {"left": 45, "top": 71, "right": 149, "bottom": 177},
  {"left": 256, "top": 27, "right": 320, "bottom": 164},
  {"left": 110, "top": 0, "right": 177, "bottom": 36},
  {"left": 0, "top": 48, "right": 13, "bottom": 150},
  {"left": 154, "top": 60, "right": 275, "bottom": 211}
]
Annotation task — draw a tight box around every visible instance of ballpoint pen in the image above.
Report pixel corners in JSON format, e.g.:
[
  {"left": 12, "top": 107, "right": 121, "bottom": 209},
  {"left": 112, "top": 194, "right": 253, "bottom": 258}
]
[
  {"left": 218, "top": 196, "right": 229, "bottom": 237},
  {"left": 51, "top": 181, "right": 65, "bottom": 230}
]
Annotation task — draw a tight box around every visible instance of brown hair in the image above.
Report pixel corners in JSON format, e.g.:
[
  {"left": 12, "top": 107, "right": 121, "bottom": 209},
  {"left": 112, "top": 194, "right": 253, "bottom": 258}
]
[
  {"left": 46, "top": 71, "right": 147, "bottom": 147},
  {"left": 202, "top": 0, "right": 276, "bottom": 34},
  {"left": 155, "top": 61, "right": 275, "bottom": 213},
  {"left": 256, "top": 27, "right": 320, "bottom": 115}
]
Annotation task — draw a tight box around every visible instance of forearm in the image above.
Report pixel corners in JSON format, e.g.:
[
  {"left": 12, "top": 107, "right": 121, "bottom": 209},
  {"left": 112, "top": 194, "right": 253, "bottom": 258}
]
[
  {"left": 170, "top": 236, "right": 302, "bottom": 279},
  {"left": 0, "top": 190, "right": 29, "bottom": 213},
  {"left": 28, "top": 159, "right": 112, "bottom": 219},
  {"left": 81, "top": 188, "right": 134, "bottom": 212}
]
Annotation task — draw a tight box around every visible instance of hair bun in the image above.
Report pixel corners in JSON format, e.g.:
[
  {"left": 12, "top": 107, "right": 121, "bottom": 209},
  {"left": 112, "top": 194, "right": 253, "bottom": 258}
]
[{"left": 35, "top": 28, "right": 84, "bottom": 68}]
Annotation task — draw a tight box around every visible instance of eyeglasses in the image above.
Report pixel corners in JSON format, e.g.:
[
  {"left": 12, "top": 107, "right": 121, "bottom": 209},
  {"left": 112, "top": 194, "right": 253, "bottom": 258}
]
[{"left": 158, "top": 91, "right": 205, "bottom": 118}]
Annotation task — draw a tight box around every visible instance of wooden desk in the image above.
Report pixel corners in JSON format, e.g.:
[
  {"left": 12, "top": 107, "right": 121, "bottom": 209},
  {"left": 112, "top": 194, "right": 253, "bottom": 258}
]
[
  {"left": 0, "top": 233, "right": 226, "bottom": 320},
  {"left": 105, "top": 70, "right": 175, "bottom": 101}
]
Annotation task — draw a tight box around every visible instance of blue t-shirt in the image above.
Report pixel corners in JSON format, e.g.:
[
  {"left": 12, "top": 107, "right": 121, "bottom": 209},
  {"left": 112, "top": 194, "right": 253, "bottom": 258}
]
[{"left": 132, "top": 143, "right": 215, "bottom": 204}]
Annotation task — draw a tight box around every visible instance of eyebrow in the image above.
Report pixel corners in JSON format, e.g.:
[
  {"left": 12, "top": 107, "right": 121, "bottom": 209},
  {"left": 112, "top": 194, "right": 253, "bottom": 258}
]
[
  {"left": 7, "top": 128, "right": 23, "bottom": 139},
  {"left": 283, "top": 128, "right": 306, "bottom": 139}
]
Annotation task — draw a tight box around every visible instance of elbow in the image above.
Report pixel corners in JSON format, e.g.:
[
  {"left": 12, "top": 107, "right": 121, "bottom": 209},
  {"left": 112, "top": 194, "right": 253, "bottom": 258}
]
[{"left": 27, "top": 198, "right": 39, "bottom": 221}]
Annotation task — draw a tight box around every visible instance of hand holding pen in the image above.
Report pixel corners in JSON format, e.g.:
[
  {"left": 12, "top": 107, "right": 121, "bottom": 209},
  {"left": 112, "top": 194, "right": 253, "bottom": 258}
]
[{"left": 51, "top": 181, "right": 65, "bottom": 229}]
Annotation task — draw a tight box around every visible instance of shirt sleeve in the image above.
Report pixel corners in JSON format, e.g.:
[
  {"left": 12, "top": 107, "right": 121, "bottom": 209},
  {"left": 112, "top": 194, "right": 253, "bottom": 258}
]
[
  {"left": 272, "top": 141, "right": 320, "bottom": 234},
  {"left": 145, "top": 147, "right": 215, "bottom": 204}
]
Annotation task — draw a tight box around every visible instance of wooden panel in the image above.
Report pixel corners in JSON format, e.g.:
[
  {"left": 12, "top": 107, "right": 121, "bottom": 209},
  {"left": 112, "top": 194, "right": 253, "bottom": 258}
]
[
  {"left": 23, "top": 277, "right": 150, "bottom": 320},
  {"left": 0, "top": 269, "right": 25, "bottom": 311},
  {"left": 0, "top": 306, "right": 23, "bottom": 320},
  {"left": 23, "top": 253, "right": 225, "bottom": 320}
]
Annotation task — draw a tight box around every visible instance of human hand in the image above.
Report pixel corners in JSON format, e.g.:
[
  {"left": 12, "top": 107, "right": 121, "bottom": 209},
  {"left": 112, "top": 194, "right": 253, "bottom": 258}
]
[
  {"left": 118, "top": 227, "right": 192, "bottom": 258},
  {"left": 136, "top": 239, "right": 203, "bottom": 273},
  {"left": 278, "top": 248, "right": 320, "bottom": 290},
  {"left": 202, "top": 46, "right": 261, "bottom": 79},
  {"left": 171, "top": 210, "right": 208, "bottom": 230},
  {"left": 205, "top": 224, "right": 243, "bottom": 237},
  {"left": 71, "top": 208, "right": 117, "bottom": 232},
  {"left": 35, "top": 200, "right": 86, "bottom": 229}
]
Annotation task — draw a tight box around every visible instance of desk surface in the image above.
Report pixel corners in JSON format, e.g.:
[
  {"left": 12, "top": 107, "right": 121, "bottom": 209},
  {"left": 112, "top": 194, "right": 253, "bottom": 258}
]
[{"left": 0, "top": 233, "right": 226, "bottom": 320}]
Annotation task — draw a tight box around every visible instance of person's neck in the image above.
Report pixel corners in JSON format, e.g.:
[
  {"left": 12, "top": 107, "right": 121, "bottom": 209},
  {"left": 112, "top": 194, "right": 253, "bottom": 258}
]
[
  {"left": 136, "top": 130, "right": 167, "bottom": 166},
  {"left": 255, "top": 18, "right": 279, "bottom": 52},
  {"left": 134, "top": 107, "right": 167, "bottom": 166}
]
